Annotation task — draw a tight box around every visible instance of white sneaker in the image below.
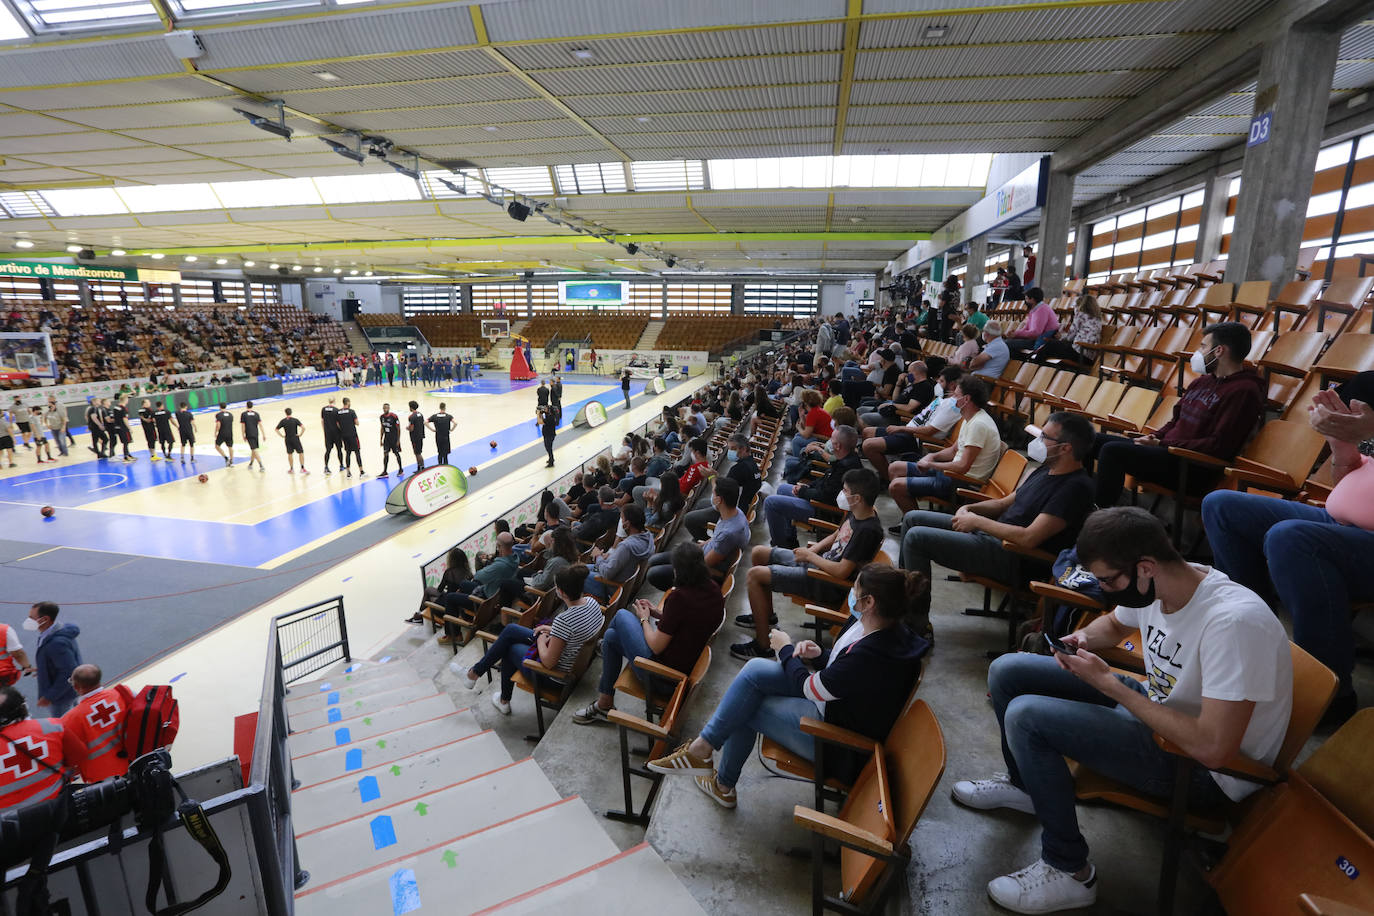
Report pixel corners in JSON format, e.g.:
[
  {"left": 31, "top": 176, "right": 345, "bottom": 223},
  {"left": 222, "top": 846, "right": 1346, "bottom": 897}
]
[
  {"left": 489, "top": 691, "right": 511, "bottom": 715},
  {"left": 951, "top": 773, "right": 1036, "bottom": 815},
  {"left": 987, "top": 859, "right": 1096, "bottom": 914}
]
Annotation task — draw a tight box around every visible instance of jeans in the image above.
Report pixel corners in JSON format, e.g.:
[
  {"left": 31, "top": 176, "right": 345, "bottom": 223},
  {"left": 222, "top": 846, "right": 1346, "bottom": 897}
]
[
  {"left": 598, "top": 608, "right": 660, "bottom": 698},
  {"left": 989, "top": 653, "right": 1227, "bottom": 872},
  {"left": 54, "top": 433, "right": 68, "bottom": 456},
  {"left": 1202, "top": 489, "right": 1374, "bottom": 695},
  {"left": 900, "top": 468, "right": 955, "bottom": 502},
  {"left": 764, "top": 483, "right": 813, "bottom": 547},
  {"left": 789, "top": 433, "right": 819, "bottom": 458},
  {"left": 699, "top": 657, "right": 819, "bottom": 789},
  {"left": 470, "top": 624, "right": 535, "bottom": 701}
]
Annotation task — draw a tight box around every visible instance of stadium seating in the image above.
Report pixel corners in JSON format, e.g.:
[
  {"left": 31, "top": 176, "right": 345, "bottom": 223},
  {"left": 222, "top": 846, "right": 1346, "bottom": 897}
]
[
  {"left": 657, "top": 315, "right": 778, "bottom": 355},
  {"left": 519, "top": 311, "right": 650, "bottom": 350}
]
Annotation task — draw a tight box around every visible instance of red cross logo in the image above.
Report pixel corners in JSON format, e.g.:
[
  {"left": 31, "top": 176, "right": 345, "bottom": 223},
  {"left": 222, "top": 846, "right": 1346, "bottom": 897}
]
[
  {"left": 0, "top": 735, "right": 46, "bottom": 780},
  {"left": 86, "top": 698, "right": 121, "bottom": 730}
]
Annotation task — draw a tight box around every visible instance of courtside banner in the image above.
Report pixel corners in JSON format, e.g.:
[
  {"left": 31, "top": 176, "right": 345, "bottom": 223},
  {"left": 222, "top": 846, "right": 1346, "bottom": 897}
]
[{"left": 391, "top": 465, "right": 468, "bottom": 517}]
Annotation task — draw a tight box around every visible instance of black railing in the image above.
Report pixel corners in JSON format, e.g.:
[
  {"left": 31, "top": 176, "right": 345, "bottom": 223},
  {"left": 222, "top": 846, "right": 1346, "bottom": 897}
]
[{"left": 274, "top": 595, "right": 350, "bottom": 685}]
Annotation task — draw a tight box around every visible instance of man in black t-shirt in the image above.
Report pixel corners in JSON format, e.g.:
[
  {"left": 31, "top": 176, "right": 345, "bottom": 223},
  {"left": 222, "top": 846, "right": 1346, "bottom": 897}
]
[
  {"left": 109, "top": 396, "right": 133, "bottom": 461},
  {"left": 899, "top": 412, "right": 1097, "bottom": 639},
  {"left": 684, "top": 431, "right": 761, "bottom": 540},
  {"left": 378, "top": 403, "right": 402, "bottom": 478},
  {"left": 427, "top": 403, "right": 455, "bottom": 465},
  {"left": 174, "top": 401, "right": 195, "bottom": 463},
  {"left": 137, "top": 399, "right": 159, "bottom": 460},
  {"left": 320, "top": 396, "right": 341, "bottom": 475},
  {"left": 85, "top": 399, "right": 107, "bottom": 458},
  {"left": 536, "top": 380, "right": 549, "bottom": 408},
  {"left": 213, "top": 403, "right": 235, "bottom": 466},
  {"left": 335, "top": 397, "right": 364, "bottom": 478},
  {"left": 240, "top": 400, "right": 265, "bottom": 471},
  {"left": 276, "top": 407, "right": 307, "bottom": 474},
  {"left": 621, "top": 369, "right": 632, "bottom": 410},
  {"left": 405, "top": 400, "right": 425, "bottom": 473},
  {"left": 152, "top": 403, "right": 175, "bottom": 460}
]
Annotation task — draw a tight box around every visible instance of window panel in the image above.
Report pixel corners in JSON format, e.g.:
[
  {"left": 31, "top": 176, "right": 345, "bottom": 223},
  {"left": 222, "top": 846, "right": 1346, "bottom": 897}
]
[
  {"left": 1315, "top": 140, "right": 1353, "bottom": 172},
  {"left": 219, "top": 280, "right": 247, "bottom": 306},
  {"left": 630, "top": 160, "right": 706, "bottom": 191},
  {"left": 0, "top": 276, "right": 45, "bottom": 298},
  {"left": 553, "top": 163, "right": 626, "bottom": 195},
  {"left": 528, "top": 283, "right": 559, "bottom": 315},
  {"left": 1175, "top": 224, "right": 1199, "bottom": 244},
  {"left": 1307, "top": 189, "right": 1343, "bottom": 218},
  {"left": 0, "top": 2, "right": 26, "bottom": 38},
  {"left": 314, "top": 173, "right": 421, "bottom": 204},
  {"left": 179, "top": 278, "right": 216, "bottom": 306},
  {"left": 1116, "top": 208, "right": 1145, "bottom": 229},
  {"left": 1181, "top": 189, "right": 1205, "bottom": 210},
  {"left": 0, "top": 191, "right": 54, "bottom": 218},
  {"left": 215, "top": 177, "right": 321, "bottom": 208},
  {"left": 401, "top": 286, "right": 451, "bottom": 316},
  {"left": 40, "top": 187, "right": 127, "bottom": 216},
  {"left": 421, "top": 171, "right": 481, "bottom": 198},
  {"left": 14, "top": 0, "right": 158, "bottom": 28},
  {"left": 629, "top": 281, "right": 663, "bottom": 316},
  {"left": 664, "top": 282, "right": 731, "bottom": 313},
  {"left": 483, "top": 167, "right": 553, "bottom": 196},
  {"left": 117, "top": 183, "right": 220, "bottom": 212},
  {"left": 250, "top": 282, "right": 282, "bottom": 305},
  {"left": 742, "top": 282, "right": 818, "bottom": 317},
  {"left": 471, "top": 282, "right": 524, "bottom": 313}
]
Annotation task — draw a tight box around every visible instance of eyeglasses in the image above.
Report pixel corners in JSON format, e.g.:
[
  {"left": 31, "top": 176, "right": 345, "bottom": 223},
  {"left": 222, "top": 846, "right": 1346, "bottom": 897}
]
[
  {"left": 1094, "top": 569, "right": 1131, "bottom": 589},
  {"left": 1040, "top": 433, "right": 1065, "bottom": 444}
]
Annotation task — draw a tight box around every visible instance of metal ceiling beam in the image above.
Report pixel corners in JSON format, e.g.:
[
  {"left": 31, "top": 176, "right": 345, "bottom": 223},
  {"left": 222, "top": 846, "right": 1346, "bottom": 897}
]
[{"left": 1053, "top": 0, "right": 1374, "bottom": 174}]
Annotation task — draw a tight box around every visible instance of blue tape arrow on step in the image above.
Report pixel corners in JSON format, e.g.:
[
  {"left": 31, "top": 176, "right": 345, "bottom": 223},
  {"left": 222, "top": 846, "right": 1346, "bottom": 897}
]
[
  {"left": 327, "top": 691, "right": 340, "bottom": 705},
  {"left": 390, "top": 869, "right": 421, "bottom": 915},
  {"left": 327, "top": 708, "right": 342, "bottom": 723},
  {"left": 344, "top": 749, "right": 363, "bottom": 771},
  {"left": 358, "top": 775, "right": 380, "bottom": 804},
  {"left": 334, "top": 727, "right": 351, "bottom": 746},
  {"left": 370, "top": 815, "right": 397, "bottom": 850}
]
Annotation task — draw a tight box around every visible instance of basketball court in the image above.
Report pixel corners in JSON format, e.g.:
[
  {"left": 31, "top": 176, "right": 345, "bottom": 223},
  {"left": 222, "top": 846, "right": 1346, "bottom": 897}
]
[{"left": 0, "top": 372, "right": 697, "bottom": 768}]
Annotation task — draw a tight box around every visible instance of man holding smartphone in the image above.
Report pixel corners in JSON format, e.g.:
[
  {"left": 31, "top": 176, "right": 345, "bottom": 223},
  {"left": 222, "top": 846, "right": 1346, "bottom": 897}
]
[{"left": 950, "top": 507, "right": 1292, "bottom": 914}]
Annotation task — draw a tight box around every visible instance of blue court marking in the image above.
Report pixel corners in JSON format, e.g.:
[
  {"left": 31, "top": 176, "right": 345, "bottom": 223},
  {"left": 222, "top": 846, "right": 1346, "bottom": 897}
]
[
  {"left": 0, "top": 379, "right": 634, "bottom": 567},
  {"left": 378, "top": 656, "right": 392, "bottom": 664},
  {"left": 318, "top": 683, "right": 332, "bottom": 692},
  {"left": 334, "top": 727, "right": 351, "bottom": 745},
  {"left": 169, "top": 672, "right": 186, "bottom": 683},
  {"left": 326, "top": 691, "right": 340, "bottom": 705},
  {"left": 344, "top": 749, "right": 363, "bottom": 771},
  {"left": 345, "top": 663, "right": 360, "bottom": 673},
  {"left": 370, "top": 815, "right": 397, "bottom": 850},
  {"left": 358, "top": 775, "right": 380, "bottom": 804},
  {"left": 327, "top": 708, "right": 342, "bottom": 723},
  {"left": 389, "top": 869, "right": 421, "bottom": 915}
]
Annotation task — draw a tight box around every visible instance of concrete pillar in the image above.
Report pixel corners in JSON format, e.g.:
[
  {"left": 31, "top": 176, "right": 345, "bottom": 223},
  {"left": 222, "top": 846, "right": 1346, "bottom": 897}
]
[
  {"left": 1033, "top": 164, "right": 1074, "bottom": 296},
  {"left": 458, "top": 285, "right": 472, "bottom": 314},
  {"left": 1195, "top": 173, "right": 1232, "bottom": 265},
  {"left": 1071, "top": 220, "right": 1092, "bottom": 280},
  {"left": 730, "top": 282, "right": 744, "bottom": 315},
  {"left": 966, "top": 234, "right": 988, "bottom": 295},
  {"left": 1226, "top": 24, "right": 1341, "bottom": 291}
]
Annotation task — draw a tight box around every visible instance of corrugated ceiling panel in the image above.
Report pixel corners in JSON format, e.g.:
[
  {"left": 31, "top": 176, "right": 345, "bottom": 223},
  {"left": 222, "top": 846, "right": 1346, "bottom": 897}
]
[
  {"left": 0, "top": 36, "right": 180, "bottom": 87},
  {"left": 534, "top": 55, "right": 839, "bottom": 95},
  {"left": 564, "top": 84, "right": 835, "bottom": 116},
  {"left": 840, "top": 139, "right": 1058, "bottom": 154},
  {"left": 1191, "top": 91, "right": 1256, "bottom": 116},
  {"left": 1338, "top": 22, "right": 1374, "bottom": 58},
  {"left": 699, "top": 190, "right": 831, "bottom": 207},
  {"left": 55, "top": 99, "right": 241, "bottom": 130},
  {"left": 11, "top": 79, "right": 231, "bottom": 111},
  {"left": 389, "top": 121, "right": 581, "bottom": 145},
  {"left": 1333, "top": 59, "right": 1374, "bottom": 90},
  {"left": 500, "top": 23, "right": 844, "bottom": 69},
  {"left": 337, "top": 99, "right": 562, "bottom": 129},
  {"left": 293, "top": 74, "right": 533, "bottom": 111},
  {"left": 414, "top": 135, "right": 611, "bottom": 156},
  {"left": 621, "top": 142, "right": 833, "bottom": 160},
  {"left": 615, "top": 128, "right": 831, "bottom": 150},
  {"left": 0, "top": 112, "right": 95, "bottom": 136},
  {"left": 848, "top": 98, "right": 1121, "bottom": 123},
  {"left": 959, "top": 0, "right": 1270, "bottom": 45},
  {"left": 121, "top": 122, "right": 274, "bottom": 145},
  {"left": 480, "top": 0, "right": 842, "bottom": 41},
  {"left": 591, "top": 109, "right": 836, "bottom": 133},
  {"left": 845, "top": 121, "right": 1083, "bottom": 142},
  {"left": 850, "top": 70, "right": 1160, "bottom": 104},
  {"left": 217, "top": 52, "right": 505, "bottom": 95},
  {"left": 0, "top": 132, "right": 144, "bottom": 154},
  {"left": 198, "top": 6, "right": 479, "bottom": 69}
]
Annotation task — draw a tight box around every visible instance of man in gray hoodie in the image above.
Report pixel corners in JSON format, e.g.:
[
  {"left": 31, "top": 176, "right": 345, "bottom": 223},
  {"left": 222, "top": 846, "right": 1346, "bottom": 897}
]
[{"left": 584, "top": 505, "right": 655, "bottom": 602}]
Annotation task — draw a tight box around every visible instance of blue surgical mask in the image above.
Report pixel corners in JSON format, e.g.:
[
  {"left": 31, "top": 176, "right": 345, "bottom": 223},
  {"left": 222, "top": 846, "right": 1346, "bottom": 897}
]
[
  {"left": 727, "top": 449, "right": 738, "bottom": 461},
  {"left": 847, "top": 590, "right": 858, "bottom": 616}
]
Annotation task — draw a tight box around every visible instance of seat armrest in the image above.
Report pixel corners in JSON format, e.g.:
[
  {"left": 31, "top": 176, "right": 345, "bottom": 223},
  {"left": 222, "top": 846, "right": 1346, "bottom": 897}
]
[
  {"left": 1153, "top": 735, "right": 1279, "bottom": 784},
  {"left": 1029, "top": 581, "right": 1106, "bottom": 611},
  {"left": 799, "top": 716, "right": 880, "bottom": 754},
  {"left": 1166, "top": 446, "right": 1228, "bottom": 468},
  {"left": 607, "top": 709, "right": 670, "bottom": 740},
  {"left": 804, "top": 517, "right": 841, "bottom": 532},
  {"left": 1001, "top": 541, "right": 1055, "bottom": 564},
  {"left": 521, "top": 659, "right": 563, "bottom": 680},
  {"left": 955, "top": 488, "right": 992, "bottom": 503},
  {"left": 792, "top": 807, "right": 894, "bottom": 857},
  {"left": 628, "top": 656, "right": 687, "bottom": 682},
  {"left": 805, "top": 567, "right": 855, "bottom": 587},
  {"left": 804, "top": 604, "right": 851, "bottom": 625}
]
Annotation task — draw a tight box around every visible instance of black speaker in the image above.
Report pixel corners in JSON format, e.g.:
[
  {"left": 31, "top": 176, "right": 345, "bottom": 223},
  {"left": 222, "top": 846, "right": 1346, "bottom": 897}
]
[
  {"left": 277, "top": 266, "right": 290, "bottom": 276},
  {"left": 523, "top": 270, "right": 534, "bottom": 280},
  {"left": 78, "top": 248, "right": 95, "bottom": 260},
  {"left": 507, "top": 201, "right": 531, "bottom": 221}
]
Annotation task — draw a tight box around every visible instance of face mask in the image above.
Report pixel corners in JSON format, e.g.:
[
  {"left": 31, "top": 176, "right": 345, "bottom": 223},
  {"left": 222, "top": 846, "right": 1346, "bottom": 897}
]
[
  {"left": 836, "top": 491, "right": 851, "bottom": 511},
  {"left": 1027, "top": 437, "right": 1049, "bottom": 464},
  {"left": 1189, "top": 347, "right": 1218, "bottom": 375},
  {"left": 727, "top": 449, "right": 738, "bottom": 461},
  {"left": 933, "top": 383, "right": 944, "bottom": 399},
  {"left": 22, "top": 617, "right": 39, "bottom": 632},
  {"left": 1100, "top": 568, "right": 1157, "bottom": 608},
  {"left": 847, "top": 589, "right": 858, "bottom": 614}
]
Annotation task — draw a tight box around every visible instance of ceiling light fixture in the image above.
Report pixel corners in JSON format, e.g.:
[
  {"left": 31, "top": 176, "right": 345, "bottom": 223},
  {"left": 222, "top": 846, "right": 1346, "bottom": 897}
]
[
  {"left": 149, "top": 252, "right": 165, "bottom": 260},
  {"left": 923, "top": 25, "right": 949, "bottom": 39},
  {"left": 333, "top": 268, "right": 342, "bottom": 274},
  {"left": 313, "top": 70, "right": 340, "bottom": 81},
  {"left": 570, "top": 48, "right": 594, "bottom": 60},
  {"left": 483, "top": 126, "right": 498, "bottom": 132},
  {"left": 243, "top": 260, "right": 256, "bottom": 267},
  {"left": 364, "top": 270, "right": 373, "bottom": 277},
  {"left": 268, "top": 263, "right": 280, "bottom": 270},
  {"left": 322, "top": 135, "right": 365, "bottom": 164},
  {"left": 349, "top": 269, "right": 359, "bottom": 276},
  {"left": 110, "top": 248, "right": 126, "bottom": 256},
  {"left": 14, "top": 239, "right": 33, "bottom": 248},
  {"left": 216, "top": 258, "right": 228, "bottom": 265},
  {"left": 634, "top": 116, "right": 651, "bottom": 123},
  {"left": 292, "top": 265, "right": 303, "bottom": 271},
  {"left": 313, "top": 266, "right": 324, "bottom": 273},
  {"left": 232, "top": 101, "right": 293, "bottom": 141},
  {"left": 184, "top": 255, "right": 197, "bottom": 262},
  {"left": 65, "top": 245, "right": 81, "bottom": 253}
]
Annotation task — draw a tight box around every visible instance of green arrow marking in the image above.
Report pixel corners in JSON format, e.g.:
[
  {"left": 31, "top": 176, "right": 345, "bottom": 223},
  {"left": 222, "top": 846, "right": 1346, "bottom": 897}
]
[
  {"left": 414, "top": 802, "right": 429, "bottom": 816},
  {"left": 356, "top": 701, "right": 363, "bottom": 708},
  {"left": 440, "top": 849, "right": 457, "bottom": 869},
  {"left": 363, "top": 717, "right": 372, "bottom": 725},
  {"left": 376, "top": 739, "right": 387, "bottom": 749},
  {"left": 389, "top": 765, "right": 402, "bottom": 776},
  {"left": 345, "top": 675, "right": 352, "bottom": 681}
]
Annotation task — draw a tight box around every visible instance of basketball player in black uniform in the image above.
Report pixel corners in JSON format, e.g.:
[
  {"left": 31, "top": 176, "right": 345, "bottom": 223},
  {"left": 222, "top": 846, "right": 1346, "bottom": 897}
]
[
  {"left": 276, "top": 407, "right": 307, "bottom": 474},
  {"left": 85, "top": 399, "right": 107, "bottom": 458},
  {"left": 110, "top": 396, "right": 133, "bottom": 461},
  {"left": 378, "top": 403, "right": 402, "bottom": 478},
  {"left": 427, "top": 402, "right": 455, "bottom": 465},
  {"left": 320, "top": 396, "right": 341, "bottom": 475},
  {"left": 138, "top": 399, "right": 159, "bottom": 460},
  {"left": 175, "top": 401, "right": 196, "bottom": 463},
  {"left": 240, "top": 400, "right": 265, "bottom": 471},
  {"left": 406, "top": 400, "right": 425, "bottom": 473},
  {"left": 337, "top": 397, "right": 364, "bottom": 477},
  {"left": 152, "top": 402, "right": 175, "bottom": 461},
  {"left": 213, "top": 403, "right": 234, "bottom": 466}
]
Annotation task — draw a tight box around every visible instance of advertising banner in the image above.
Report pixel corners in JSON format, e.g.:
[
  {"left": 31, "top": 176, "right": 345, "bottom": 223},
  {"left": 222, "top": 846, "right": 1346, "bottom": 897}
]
[{"left": 387, "top": 465, "right": 468, "bottom": 518}]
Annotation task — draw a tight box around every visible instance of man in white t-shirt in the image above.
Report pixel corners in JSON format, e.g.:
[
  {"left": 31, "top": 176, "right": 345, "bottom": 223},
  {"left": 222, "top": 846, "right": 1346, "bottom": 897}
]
[
  {"left": 887, "top": 376, "right": 1001, "bottom": 518},
  {"left": 859, "top": 366, "right": 964, "bottom": 483},
  {"left": 950, "top": 507, "right": 1292, "bottom": 914}
]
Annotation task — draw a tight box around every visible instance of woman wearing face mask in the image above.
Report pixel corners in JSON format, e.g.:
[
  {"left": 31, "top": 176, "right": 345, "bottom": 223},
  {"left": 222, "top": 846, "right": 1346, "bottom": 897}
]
[
  {"left": 647, "top": 562, "right": 929, "bottom": 809},
  {"left": 1089, "top": 321, "right": 1264, "bottom": 510}
]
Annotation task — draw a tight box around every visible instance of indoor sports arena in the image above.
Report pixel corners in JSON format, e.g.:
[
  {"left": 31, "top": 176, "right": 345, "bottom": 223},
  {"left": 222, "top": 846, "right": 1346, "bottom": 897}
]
[{"left": 0, "top": 1, "right": 1372, "bottom": 914}]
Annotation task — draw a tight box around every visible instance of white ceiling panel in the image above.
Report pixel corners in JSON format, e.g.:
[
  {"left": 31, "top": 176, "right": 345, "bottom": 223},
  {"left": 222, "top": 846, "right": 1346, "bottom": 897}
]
[{"left": 480, "top": 0, "right": 843, "bottom": 41}]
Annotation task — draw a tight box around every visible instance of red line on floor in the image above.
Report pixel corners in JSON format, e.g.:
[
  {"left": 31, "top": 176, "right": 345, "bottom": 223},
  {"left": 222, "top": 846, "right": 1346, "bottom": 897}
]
[
  {"left": 288, "top": 709, "right": 470, "bottom": 760},
  {"left": 292, "top": 730, "right": 493, "bottom": 791},
  {"left": 469, "top": 843, "right": 651, "bottom": 914}
]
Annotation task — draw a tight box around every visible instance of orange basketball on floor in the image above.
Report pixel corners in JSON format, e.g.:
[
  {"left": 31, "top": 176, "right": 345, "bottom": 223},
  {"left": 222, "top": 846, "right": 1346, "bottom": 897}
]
[
  {"left": 197, "top": 473, "right": 209, "bottom": 483},
  {"left": 489, "top": 440, "right": 498, "bottom": 449},
  {"left": 468, "top": 466, "right": 478, "bottom": 476},
  {"left": 40, "top": 505, "right": 54, "bottom": 518}
]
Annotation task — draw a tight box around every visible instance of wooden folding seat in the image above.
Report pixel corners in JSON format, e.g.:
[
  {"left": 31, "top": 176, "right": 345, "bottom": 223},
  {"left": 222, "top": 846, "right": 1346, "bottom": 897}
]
[
  {"left": 1311, "top": 277, "right": 1374, "bottom": 334},
  {"left": 1194, "top": 259, "right": 1226, "bottom": 284},
  {"left": 1313, "top": 332, "right": 1374, "bottom": 386},
  {"left": 1259, "top": 332, "right": 1329, "bottom": 411}
]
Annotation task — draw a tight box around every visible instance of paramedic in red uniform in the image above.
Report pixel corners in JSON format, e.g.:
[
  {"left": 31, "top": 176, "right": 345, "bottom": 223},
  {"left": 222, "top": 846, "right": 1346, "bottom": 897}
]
[
  {"left": 61, "top": 664, "right": 130, "bottom": 784},
  {"left": 0, "top": 686, "right": 81, "bottom": 811},
  {"left": 0, "top": 620, "right": 35, "bottom": 687}
]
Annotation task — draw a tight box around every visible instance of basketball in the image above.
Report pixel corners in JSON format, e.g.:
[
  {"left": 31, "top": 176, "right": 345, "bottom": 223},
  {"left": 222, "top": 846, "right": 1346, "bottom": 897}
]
[
  {"left": 198, "top": 474, "right": 209, "bottom": 483},
  {"left": 468, "top": 466, "right": 478, "bottom": 476},
  {"left": 40, "top": 506, "right": 54, "bottom": 518},
  {"left": 489, "top": 440, "right": 498, "bottom": 449}
]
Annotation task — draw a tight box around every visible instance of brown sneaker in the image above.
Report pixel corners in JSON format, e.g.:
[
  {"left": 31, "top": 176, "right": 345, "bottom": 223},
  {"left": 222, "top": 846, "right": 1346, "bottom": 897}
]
[
  {"left": 694, "top": 773, "right": 737, "bottom": 809},
  {"left": 647, "top": 742, "right": 714, "bottom": 776}
]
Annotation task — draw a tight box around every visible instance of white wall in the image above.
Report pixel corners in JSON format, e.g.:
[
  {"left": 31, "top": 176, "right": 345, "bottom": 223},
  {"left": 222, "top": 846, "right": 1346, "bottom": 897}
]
[
  {"left": 380, "top": 286, "right": 403, "bottom": 314},
  {"left": 820, "top": 282, "right": 847, "bottom": 317},
  {"left": 303, "top": 280, "right": 389, "bottom": 320},
  {"left": 280, "top": 282, "right": 304, "bottom": 308}
]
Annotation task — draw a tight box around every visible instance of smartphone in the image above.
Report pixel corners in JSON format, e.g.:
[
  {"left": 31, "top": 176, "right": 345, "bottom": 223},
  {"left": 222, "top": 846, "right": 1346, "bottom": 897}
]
[{"left": 1044, "top": 633, "right": 1075, "bottom": 655}]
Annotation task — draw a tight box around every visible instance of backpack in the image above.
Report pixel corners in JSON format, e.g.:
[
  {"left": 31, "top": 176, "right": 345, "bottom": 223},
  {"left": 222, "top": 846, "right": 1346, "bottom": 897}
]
[{"left": 117, "top": 685, "right": 180, "bottom": 760}]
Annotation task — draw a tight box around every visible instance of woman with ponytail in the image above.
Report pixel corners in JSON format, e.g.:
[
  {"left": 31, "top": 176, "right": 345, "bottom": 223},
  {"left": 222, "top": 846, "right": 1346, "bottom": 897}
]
[{"left": 647, "top": 563, "right": 930, "bottom": 808}]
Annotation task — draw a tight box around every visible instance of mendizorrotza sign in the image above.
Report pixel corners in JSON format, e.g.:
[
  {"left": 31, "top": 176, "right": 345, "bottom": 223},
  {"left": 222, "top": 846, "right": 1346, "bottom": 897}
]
[
  {"left": 386, "top": 465, "right": 469, "bottom": 517},
  {"left": 0, "top": 259, "right": 137, "bottom": 282}
]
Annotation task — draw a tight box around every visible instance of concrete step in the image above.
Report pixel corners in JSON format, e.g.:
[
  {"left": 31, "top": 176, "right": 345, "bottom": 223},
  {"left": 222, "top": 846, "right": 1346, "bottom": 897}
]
[
  {"left": 296, "top": 758, "right": 562, "bottom": 886},
  {"left": 286, "top": 658, "right": 419, "bottom": 697},
  {"left": 288, "top": 694, "right": 456, "bottom": 757},
  {"left": 480, "top": 843, "right": 706, "bottom": 915},
  {"left": 289, "top": 708, "right": 480, "bottom": 786},
  {"left": 291, "top": 730, "right": 512, "bottom": 828},
  {"left": 286, "top": 668, "right": 427, "bottom": 713},
  {"left": 288, "top": 681, "right": 437, "bottom": 731},
  {"left": 293, "top": 797, "right": 620, "bottom": 916}
]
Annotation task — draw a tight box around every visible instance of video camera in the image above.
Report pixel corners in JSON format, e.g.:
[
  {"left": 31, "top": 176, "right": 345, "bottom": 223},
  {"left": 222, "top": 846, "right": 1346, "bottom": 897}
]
[
  {"left": 0, "top": 751, "right": 230, "bottom": 916},
  {"left": 879, "top": 273, "right": 923, "bottom": 306}
]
